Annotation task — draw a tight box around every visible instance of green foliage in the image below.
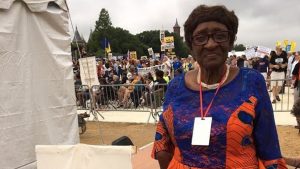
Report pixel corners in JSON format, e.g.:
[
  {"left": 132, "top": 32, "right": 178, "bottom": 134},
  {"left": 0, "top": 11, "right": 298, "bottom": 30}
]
[
  {"left": 233, "top": 44, "right": 246, "bottom": 51},
  {"left": 95, "top": 8, "right": 112, "bottom": 31},
  {"left": 136, "top": 30, "right": 161, "bottom": 54},
  {"left": 86, "top": 8, "right": 189, "bottom": 59}
]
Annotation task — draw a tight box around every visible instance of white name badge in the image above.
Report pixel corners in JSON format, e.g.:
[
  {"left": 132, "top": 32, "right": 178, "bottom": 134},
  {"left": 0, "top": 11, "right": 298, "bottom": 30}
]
[{"left": 191, "top": 117, "right": 212, "bottom": 146}]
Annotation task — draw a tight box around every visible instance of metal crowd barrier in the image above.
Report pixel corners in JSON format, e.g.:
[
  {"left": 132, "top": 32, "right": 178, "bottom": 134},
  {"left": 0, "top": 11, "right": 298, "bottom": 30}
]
[
  {"left": 266, "top": 78, "right": 294, "bottom": 112},
  {"left": 75, "top": 83, "right": 167, "bottom": 121},
  {"left": 75, "top": 78, "right": 294, "bottom": 121}
]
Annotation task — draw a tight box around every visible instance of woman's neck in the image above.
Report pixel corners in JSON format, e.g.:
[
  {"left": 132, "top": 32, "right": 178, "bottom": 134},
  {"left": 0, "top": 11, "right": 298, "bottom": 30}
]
[{"left": 200, "top": 64, "right": 226, "bottom": 84}]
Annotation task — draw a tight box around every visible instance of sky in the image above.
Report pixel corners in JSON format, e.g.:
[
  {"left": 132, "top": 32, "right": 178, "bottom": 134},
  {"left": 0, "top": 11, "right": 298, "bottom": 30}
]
[{"left": 67, "top": 0, "right": 300, "bottom": 51}]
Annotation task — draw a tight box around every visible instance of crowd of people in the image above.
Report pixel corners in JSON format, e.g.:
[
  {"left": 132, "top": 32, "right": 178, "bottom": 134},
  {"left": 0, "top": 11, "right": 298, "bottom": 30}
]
[
  {"left": 73, "top": 45, "right": 300, "bottom": 110},
  {"left": 72, "top": 45, "right": 300, "bottom": 111}
]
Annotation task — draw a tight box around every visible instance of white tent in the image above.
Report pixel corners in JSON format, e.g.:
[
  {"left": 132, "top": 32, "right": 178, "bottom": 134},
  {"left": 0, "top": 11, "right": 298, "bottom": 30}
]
[{"left": 0, "top": 0, "right": 79, "bottom": 168}]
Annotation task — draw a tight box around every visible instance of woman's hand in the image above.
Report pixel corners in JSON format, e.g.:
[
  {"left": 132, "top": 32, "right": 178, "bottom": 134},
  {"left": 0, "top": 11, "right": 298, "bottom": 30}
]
[{"left": 156, "top": 151, "right": 173, "bottom": 169}]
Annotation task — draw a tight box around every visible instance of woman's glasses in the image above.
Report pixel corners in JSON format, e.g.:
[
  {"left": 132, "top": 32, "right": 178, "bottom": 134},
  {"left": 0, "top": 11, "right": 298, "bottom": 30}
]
[{"left": 192, "top": 31, "right": 231, "bottom": 46}]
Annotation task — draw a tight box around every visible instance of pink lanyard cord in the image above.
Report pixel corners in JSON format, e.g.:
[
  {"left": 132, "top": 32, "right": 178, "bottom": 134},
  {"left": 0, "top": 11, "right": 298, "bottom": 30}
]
[{"left": 199, "top": 67, "right": 228, "bottom": 119}]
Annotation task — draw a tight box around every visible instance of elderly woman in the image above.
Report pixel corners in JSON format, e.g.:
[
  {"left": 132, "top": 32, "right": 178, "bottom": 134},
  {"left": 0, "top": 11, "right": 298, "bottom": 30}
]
[{"left": 151, "top": 5, "right": 287, "bottom": 169}]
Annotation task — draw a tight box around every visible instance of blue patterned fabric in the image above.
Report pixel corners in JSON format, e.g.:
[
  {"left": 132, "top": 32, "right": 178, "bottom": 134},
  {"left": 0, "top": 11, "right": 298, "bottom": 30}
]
[{"left": 157, "top": 68, "right": 283, "bottom": 168}]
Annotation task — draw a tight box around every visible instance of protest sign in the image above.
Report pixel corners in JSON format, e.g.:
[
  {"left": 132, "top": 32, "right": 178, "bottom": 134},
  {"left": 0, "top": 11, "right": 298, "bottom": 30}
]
[
  {"left": 79, "top": 56, "right": 99, "bottom": 88},
  {"left": 137, "top": 65, "right": 165, "bottom": 76},
  {"left": 256, "top": 46, "right": 271, "bottom": 58},
  {"left": 164, "top": 36, "right": 174, "bottom": 43},
  {"left": 148, "top": 48, "right": 154, "bottom": 56},
  {"left": 161, "top": 44, "right": 166, "bottom": 51},
  {"left": 108, "top": 53, "right": 112, "bottom": 60},
  {"left": 130, "top": 51, "right": 137, "bottom": 60},
  {"left": 244, "top": 48, "right": 256, "bottom": 60},
  {"left": 165, "top": 42, "right": 175, "bottom": 49}
]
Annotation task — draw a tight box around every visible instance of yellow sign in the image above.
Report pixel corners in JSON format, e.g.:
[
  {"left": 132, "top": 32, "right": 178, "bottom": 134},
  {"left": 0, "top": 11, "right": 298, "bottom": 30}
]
[
  {"left": 283, "top": 40, "right": 289, "bottom": 47},
  {"left": 276, "top": 41, "right": 281, "bottom": 47},
  {"left": 130, "top": 51, "right": 137, "bottom": 60},
  {"left": 164, "top": 36, "right": 174, "bottom": 43},
  {"left": 291, "top": 41, "right": 297, "bottom": 52}
]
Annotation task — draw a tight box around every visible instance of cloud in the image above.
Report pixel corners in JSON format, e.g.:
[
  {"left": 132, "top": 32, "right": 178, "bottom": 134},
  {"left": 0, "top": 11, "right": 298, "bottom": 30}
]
[{"left": 68, "top": 0, "right": 300, "bottom": 51}]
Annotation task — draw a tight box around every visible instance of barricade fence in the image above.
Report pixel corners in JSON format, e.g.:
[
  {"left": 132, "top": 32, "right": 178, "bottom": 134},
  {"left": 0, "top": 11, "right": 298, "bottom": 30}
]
[
  {"left": 75, "top": 83, "right": 167, "bottom": 121},
  {"left": 75, "top": 79, "right": 294, "bottom": 120}
]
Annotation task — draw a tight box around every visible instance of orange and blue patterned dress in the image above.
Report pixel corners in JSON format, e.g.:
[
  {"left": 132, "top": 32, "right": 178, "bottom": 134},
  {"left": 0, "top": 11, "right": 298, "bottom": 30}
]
[{"left": 152, "top": 68, "right": 287, "bottom": 169}]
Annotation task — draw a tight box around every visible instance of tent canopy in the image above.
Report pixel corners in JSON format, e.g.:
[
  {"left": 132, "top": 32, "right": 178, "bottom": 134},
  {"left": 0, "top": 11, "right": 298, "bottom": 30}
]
[{"left": 0, "top": 0, "right": 79, "bottom": 168}]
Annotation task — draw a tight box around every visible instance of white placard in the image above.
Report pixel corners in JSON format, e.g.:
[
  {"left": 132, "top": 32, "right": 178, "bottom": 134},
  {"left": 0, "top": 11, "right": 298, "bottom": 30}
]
[
  {"left": 256, "top": 46, "right": 272, "bottom": 58},
  {"left": 244, "top": 48, "right": 256, "bottom": 60},
  {"left": 165, "top": 42, "right": 175, "bottom": 49},
  {"left": 161, "top": 44, "right": 166, "bottom": 51},
  {"left": 148, "top": 48, "right": 154, "bottom": 56},
  {"left": 137, "top": 65, "right": 165, "bottom": 76},
  {"left": 79, "top": 56, "right": 100, "bottom": 88},
  {"left": 191, "top": 117, "right": 212, "bottom": 146}
]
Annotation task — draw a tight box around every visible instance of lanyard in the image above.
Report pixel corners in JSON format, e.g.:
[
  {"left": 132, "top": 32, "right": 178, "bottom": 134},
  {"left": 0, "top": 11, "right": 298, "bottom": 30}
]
[{"left": 199, "top": 68, "right": 227, "bottom": 119}]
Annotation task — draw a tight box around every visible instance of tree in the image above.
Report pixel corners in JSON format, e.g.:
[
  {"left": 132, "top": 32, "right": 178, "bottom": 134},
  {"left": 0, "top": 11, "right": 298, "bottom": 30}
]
[
  {"left": 87, "top": 8, "right": 189, "bottom": 58},
  {"left": 233, "top": 44, "right": 246, "bottom": 51},
  {"left": 95, "top": 8, "right": 112, "bottom": 31},
  {"left": 136, "top": 30, "right": 161, "bottom": 55}
]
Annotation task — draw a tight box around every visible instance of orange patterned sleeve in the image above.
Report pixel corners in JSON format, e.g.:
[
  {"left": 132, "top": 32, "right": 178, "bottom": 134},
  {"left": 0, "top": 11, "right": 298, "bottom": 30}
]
[{"left": 151, "top": 108, "right": 175, "bottom": 159}]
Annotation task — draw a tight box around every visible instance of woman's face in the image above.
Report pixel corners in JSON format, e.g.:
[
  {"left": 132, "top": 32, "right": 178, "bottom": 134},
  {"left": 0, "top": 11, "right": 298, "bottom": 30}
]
[{"left": 191, "top": 21, "right": 233, "bottom": 69}]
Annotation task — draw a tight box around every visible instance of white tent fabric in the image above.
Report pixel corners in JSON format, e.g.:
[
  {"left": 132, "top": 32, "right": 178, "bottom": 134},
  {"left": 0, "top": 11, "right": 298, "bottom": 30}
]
[
  {"left": 36, "top": 144, "right": 133, "bottom": 169},
  {"left": 0, "top": 0, "right": 79, "bottom": 168}
]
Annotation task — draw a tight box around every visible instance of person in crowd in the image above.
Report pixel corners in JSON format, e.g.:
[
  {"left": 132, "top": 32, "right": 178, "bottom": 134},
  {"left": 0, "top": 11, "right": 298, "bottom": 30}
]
[
  {"left": 97, "top": 60, "right": 104, "bottom": 78},
  {"left": 291, "top": 52, "right": 299, "bottom": 83},
  {"left": 236, "top": 55, "right": 245, "bottom": 68},
  {"left": 241, "top": 55, "right": 249, "bottom": 68},
  {"left": 252, "top": 57, "right": 259, "bottom": 70},
  {"left": 230, "top": 54, "right": 237, "bottom": 67},
  {"left": 182, "top": 58, "right": 188, "bottom": 72},
  {"left": 172, "top": 56, "right": 182, "bottom": 72},
  {"left": 117, "top": 73, "right": 141, "bottom": 108},
  {"left": 289, "top": 92, "right": 300, "bottom": 130},
  {"left": 269, "top": 48, "right": 288, "bottom": 103},
  {"left": 162, "top": 55, "right": 172, "bottom": 75},
  {"left": 257, "top": 55, "right": 270, "bottom": 81},
  {"left": 163, "top": 71, "right": 170, "bottom": 84},
  {"left": 287, "top": 52, "right": 295, "bottom": 79},
  {"left": 153, "top": 69, "right": 167, "bottom": 91},
  {"left": 291, "top": 51, "right": 300, "bottom": 103},
  {"left": 186, "top": 55, "right": 194, "bottom": 71},
  {"left": 151, "top": 5, "right": 287, "bottom": 169}
]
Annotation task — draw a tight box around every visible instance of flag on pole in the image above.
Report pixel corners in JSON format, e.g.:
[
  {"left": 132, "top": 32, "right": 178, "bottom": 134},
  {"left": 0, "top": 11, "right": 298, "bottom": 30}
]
[
  {"left": 105, "top": 42, "right": 111, "bottom": 53},
  {"left": 101, "top": 38, "right": 111, "bottom": 53}
]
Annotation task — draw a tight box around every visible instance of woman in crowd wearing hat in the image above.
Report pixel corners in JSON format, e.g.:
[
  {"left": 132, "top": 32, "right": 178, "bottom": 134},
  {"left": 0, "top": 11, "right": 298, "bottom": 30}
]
[{"left": 152, "top": 5, "right": 287, "bottom": 169}]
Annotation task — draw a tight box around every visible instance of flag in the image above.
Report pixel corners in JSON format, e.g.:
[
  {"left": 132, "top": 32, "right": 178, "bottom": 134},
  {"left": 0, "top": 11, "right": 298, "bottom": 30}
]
[
  {"left": 105, "top": 43, "right": 111, "bottom": 53},
  {"left": 101, "top": 38, "right": 111, "bottom": 53}
]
